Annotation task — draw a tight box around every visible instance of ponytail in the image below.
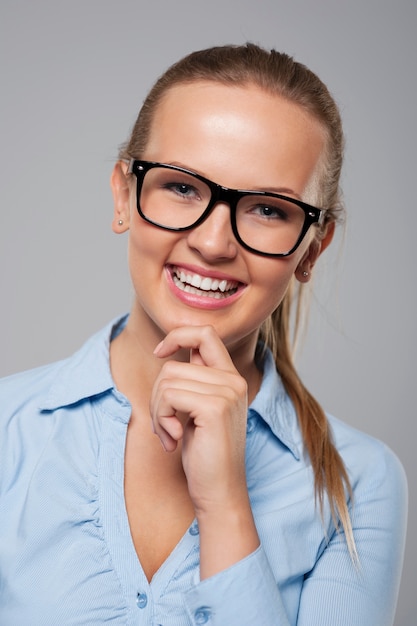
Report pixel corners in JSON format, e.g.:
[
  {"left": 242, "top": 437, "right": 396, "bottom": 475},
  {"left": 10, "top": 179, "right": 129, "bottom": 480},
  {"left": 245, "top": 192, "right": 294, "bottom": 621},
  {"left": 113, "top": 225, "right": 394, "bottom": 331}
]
[{"left": 261, "top": 283, "right": 357, "bottom": 561}]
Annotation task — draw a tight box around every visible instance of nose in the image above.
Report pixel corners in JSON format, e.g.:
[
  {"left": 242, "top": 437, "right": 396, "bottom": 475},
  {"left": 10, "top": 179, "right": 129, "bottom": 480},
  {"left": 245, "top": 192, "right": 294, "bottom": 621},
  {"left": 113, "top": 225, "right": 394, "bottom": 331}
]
[{"left": 186, "top": 202, "right": 238, "bottom": 262}]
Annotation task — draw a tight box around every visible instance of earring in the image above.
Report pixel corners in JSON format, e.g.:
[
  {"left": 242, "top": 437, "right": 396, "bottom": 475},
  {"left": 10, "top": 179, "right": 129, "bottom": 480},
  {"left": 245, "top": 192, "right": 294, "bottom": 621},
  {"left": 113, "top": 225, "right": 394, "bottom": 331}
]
[
  {"left": 118, "top": 219, "right": 124, "bottom": 225},
  {"left": 302, "top": 270, "right": 309, "bottom": 277}
]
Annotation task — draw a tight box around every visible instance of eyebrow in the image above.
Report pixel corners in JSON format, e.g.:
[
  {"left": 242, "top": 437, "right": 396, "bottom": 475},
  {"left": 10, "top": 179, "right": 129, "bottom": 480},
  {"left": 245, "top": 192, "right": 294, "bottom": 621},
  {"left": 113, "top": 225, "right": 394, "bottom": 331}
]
[{"left": 166, "top": 160, "right": 302, "bottom": 200}]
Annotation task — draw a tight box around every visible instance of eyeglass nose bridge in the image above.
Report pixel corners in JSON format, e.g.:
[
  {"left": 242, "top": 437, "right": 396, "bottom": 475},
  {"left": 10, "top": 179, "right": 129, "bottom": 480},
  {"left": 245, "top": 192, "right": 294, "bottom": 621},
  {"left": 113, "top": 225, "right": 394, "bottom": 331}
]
[
  {"left": 205, "top": 182, "right": 242, "bottom": 216},
  {"left": 193, "top": 183, "right": 249, "bottom": 249}
]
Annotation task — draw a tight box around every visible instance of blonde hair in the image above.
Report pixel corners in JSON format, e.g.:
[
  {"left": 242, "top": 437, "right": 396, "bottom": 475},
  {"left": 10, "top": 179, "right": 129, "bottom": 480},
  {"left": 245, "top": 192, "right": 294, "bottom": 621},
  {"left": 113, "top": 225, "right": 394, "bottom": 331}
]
[{"left": 119, "top": 43, "right": 356, "bottom": 559}]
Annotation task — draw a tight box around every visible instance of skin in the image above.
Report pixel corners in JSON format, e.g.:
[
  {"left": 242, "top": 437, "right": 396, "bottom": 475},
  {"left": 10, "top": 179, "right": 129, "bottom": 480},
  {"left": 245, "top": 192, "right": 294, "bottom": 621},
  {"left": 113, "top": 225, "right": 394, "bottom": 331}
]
[{"left": 109, "top": 81, "right": 334, "bottom": 582}]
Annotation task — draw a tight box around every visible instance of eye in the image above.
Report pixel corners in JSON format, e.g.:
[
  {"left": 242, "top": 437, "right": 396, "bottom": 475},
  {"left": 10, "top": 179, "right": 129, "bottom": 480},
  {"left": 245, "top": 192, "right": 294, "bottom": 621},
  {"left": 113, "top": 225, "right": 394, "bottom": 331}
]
[
  {"left": 163, "top": 181, "right": 201, "bottom": 201},
  {"left": 251, "top": 203, "right": 289, "bottom": 221}
]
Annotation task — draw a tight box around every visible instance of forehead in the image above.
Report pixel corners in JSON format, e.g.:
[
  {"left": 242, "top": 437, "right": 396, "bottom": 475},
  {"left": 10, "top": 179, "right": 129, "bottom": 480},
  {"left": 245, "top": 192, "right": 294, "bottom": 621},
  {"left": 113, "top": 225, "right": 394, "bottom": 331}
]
[{"left": 145, "top": 81, "right": 325, "bottom": 195}]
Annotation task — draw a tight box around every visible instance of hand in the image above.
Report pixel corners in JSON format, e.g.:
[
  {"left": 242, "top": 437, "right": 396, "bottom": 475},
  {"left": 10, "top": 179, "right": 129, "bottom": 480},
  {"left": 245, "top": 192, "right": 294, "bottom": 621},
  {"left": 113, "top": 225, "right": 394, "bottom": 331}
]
[
  {"left": 151, "top": 325, "right": 260, "bottom": 578},
  {"left": 151, "top": 325, "right": 249, "bottom": 516}
]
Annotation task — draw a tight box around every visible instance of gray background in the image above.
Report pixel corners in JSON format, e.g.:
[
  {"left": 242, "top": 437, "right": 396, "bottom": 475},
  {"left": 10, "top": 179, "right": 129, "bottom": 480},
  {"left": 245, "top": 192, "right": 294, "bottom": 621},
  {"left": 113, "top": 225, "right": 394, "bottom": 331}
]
[{"left": 1, "top": 1, "right": 415, "bottom": 623}]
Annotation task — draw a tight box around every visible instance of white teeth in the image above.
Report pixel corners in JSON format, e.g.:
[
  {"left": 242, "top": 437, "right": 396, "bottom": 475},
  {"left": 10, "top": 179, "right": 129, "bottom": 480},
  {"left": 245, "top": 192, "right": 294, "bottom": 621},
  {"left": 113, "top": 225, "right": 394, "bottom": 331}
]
[
  {"left": 172, "top": 267, "right": 239, "bottom": 299},
  {"left": 200, "top": 277, "right": 213, "bottom": 291},
  {"left": 191, "top": 274, "right": 201, "bottom": 288}
]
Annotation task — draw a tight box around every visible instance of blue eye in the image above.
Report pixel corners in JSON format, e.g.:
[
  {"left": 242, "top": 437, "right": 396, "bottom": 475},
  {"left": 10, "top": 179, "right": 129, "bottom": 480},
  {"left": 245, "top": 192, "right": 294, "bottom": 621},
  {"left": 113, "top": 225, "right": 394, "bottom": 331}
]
[
  {"left": 164, "top": 182, "right": 201, "bottom": 200},
  {"left": 252, "top": 204, "right": 289, "bottom": 220}
]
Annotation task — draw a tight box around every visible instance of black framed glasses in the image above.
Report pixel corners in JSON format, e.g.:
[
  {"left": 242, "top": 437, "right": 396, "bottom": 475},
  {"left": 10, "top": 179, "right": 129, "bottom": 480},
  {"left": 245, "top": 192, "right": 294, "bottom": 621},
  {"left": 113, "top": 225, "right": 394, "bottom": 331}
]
[{"left": 128, "top": 159, "right": 325, "bottom": 257}]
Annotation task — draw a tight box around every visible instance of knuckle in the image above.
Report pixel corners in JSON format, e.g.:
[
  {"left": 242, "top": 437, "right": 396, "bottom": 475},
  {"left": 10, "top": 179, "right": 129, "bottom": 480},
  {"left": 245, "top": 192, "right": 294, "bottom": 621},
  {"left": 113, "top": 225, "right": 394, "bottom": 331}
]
[
  {"left": 200, "top": 324, "right": 216, "bottom": 340},
  {"left": 235, "top": 375, "right": 248, "bottom": 396},
  {"left": 160, "top": 360, "right": 179, "bottom": 378},
  {"left": 158, "top": 376, "right": 171, "bottom": 392},
  {"left": 164, "top": 387, "right": 177, "bottom": 404},
  {"left": 225, "top": 374, "right": 247, "bottom": 399},
  {"left": 157, "top": 382, "right": 176, "bottom": 404}
]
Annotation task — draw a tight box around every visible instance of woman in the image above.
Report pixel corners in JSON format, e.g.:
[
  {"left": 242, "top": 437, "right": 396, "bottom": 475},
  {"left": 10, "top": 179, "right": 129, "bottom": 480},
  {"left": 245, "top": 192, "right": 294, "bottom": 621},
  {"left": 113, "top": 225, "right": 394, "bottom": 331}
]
[{"left": 0, "top": 44, "right": 407, "bottom": 625}]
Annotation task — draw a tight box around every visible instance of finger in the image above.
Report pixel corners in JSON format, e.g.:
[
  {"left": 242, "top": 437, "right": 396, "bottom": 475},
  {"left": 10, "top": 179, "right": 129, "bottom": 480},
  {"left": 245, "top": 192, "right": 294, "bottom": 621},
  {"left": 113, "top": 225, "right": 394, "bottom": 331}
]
[
  {"left": 154, "top": 414, "right": 184, "bottom": 452},
  {"left": 152, "top": 387, "right": 211, "bottom": 451},
  {"left": 152, "top": 381, "right": 243, "bottom": 433},
  {"left": 152, "top": 385, "right": 211, "bottom": 427},
  {"left": 153, "top": 325, "right": 235, "bottom": 371},
  {"left": 153, "top": 361, "right": 240, "bottom": 390}
]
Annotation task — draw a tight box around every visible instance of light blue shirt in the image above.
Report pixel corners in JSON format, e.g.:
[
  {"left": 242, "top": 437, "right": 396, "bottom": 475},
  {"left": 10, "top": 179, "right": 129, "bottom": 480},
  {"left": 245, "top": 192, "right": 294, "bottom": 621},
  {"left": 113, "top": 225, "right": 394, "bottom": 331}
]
[{"left": 0, "top": 315, "right": 407, "bottom": 625}]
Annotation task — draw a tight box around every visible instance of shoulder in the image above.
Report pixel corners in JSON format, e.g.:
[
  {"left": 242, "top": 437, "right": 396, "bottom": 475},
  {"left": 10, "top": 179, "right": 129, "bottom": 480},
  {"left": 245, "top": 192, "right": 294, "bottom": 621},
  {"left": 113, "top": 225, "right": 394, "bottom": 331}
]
[
  {"left": 328, "top": 414, "right": 407, "bottom": 505},
  {"left": 0, "top": 360, "right": 69, "bottom": 470},
  {"left": 0, "top": 314, "right": 128, "bottom": 418},
  {"left": 0, "top": 359, "right": 67, "bottom": 414},
  {"left": 0, "top": 360, "right": 70, "bottom": 494}
]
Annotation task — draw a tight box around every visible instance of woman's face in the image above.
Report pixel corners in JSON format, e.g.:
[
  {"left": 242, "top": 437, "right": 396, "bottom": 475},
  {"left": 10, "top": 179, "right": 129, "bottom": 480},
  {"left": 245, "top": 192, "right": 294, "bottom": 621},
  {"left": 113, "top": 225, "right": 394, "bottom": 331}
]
[{"left": 112, "top": 81, "right": 329, "bottom": 355}]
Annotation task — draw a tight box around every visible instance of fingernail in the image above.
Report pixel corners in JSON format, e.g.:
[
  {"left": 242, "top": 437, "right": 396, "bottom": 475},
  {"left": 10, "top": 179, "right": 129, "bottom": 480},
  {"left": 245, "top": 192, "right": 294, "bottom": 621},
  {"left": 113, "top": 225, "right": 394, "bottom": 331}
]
[{"left": 153, "top": 340, "right": 164, "bottom": 355}]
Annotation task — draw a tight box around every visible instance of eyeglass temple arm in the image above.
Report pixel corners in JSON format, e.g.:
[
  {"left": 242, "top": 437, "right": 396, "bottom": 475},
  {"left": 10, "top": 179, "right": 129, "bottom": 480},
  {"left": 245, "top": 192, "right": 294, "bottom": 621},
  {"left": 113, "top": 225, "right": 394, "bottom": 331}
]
[{"left": 126, "top": 159, "right": 135, "bottom": 174}]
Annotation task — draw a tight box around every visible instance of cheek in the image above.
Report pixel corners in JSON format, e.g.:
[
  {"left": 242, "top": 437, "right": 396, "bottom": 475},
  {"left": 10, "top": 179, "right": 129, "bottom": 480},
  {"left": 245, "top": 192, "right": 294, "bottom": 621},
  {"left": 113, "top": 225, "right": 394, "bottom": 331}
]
[
  {"left": 126, "top": 220, "right": 184, "bottom": 295},
  {"left": 237, "top": 263, "right": 294, "bottom": 339},
  {"left": 255, "top": 255, "right": 299, "bottom": 294},
  {"left": 126, "top": 222, "right": 160, "bottom": 289},
  {"left": 261, "top": 273, "right": 294, "bottom": 315},
  {"left": 128, "top": 217, "right": 167, "bottom": 262}
]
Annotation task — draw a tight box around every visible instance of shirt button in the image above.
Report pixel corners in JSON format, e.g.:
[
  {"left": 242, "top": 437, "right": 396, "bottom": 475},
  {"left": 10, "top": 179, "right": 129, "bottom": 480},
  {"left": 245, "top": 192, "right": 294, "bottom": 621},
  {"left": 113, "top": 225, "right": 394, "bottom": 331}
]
[
  {"left": 136, "top": 592, "right": 148, "bottom": 609},
  {"left": 194, "top": 607, "right": 211, "bottom": 624},
  {"left": 189, "top": 521, "right": 199, "bottom": 536}
]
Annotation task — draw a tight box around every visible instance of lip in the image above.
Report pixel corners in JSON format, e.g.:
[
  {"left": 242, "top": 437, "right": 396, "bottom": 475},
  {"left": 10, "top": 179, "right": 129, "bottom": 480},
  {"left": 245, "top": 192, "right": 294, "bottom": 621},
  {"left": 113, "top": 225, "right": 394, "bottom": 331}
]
[
  {"left": 169, "top": 263, "right": 243, "bottom": 282},
  {"left": 165, "top": 263, "right": 246, "bottom": 310}
]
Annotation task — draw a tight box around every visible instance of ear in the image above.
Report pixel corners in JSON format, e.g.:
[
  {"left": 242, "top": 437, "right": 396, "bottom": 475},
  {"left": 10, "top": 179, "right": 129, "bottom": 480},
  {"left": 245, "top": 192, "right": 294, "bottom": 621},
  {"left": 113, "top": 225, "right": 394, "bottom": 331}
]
[
  {"left": 295, "top": 222, "right": 335, "bottom": 283},
  {"left": 110, "top": 161, "right": 131, "bottom": 233}
]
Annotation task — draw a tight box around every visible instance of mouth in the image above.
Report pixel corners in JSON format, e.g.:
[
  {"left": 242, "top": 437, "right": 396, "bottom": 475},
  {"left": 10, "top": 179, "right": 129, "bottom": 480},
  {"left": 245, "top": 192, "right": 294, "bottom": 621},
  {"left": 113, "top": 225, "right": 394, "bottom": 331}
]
[{"left": 170, "top": 266, "right": 241, "bottom": 300}]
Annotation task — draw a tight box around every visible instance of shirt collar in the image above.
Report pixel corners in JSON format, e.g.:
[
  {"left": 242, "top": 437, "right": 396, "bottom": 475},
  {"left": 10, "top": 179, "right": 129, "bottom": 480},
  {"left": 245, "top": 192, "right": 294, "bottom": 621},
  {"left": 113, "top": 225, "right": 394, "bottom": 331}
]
[
  {"left": 249, "top": 348, "right": 302, "bottom": 460},
  {"left": 40, "top": 315, "right": 128, "bottom": 411},
  {"left": 40, "top": 315, "right": 301, "bottom": 459}
]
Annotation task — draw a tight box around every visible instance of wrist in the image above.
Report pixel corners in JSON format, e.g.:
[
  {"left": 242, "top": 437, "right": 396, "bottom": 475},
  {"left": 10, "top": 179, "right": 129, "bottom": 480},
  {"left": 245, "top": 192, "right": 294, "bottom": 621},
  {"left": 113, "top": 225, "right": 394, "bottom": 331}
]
[{"left": 197, "top": 499, "right": 260, "bottom": 580}]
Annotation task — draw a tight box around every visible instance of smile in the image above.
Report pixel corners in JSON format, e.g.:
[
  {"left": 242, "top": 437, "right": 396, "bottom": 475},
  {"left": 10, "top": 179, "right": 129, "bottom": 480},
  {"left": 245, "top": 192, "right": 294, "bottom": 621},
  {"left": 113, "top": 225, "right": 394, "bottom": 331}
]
[{"left": 171, "top": 267, "right": 240, "bottom": 299}]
